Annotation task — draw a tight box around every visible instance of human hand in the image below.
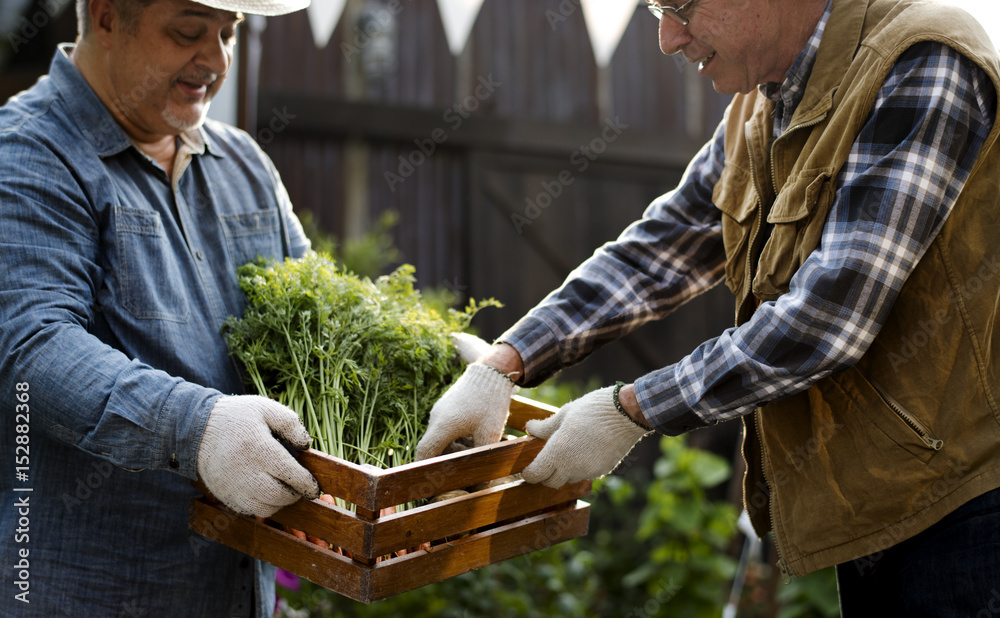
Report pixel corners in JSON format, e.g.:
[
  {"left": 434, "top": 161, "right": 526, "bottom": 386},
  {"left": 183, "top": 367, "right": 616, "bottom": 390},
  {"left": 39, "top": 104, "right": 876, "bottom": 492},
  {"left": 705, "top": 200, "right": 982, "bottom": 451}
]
[
  {"left": 196, "top": 395, "right": 321, "bottom": 518},
  {"left": 451, "top": 332, "right": 494, "bottom": 363},
  {"left": 522, "top": 385, "right": 652, "bottom": 488},
  {"left": 414, "top": 363, "right": 517, "bottom": 460}
]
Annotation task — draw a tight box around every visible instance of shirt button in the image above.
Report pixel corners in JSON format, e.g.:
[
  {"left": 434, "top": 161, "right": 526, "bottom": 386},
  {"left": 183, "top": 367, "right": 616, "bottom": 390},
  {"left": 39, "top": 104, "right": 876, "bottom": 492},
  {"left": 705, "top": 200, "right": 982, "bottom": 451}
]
[
  {"left": 240, "top": 557, "right": 251, "bottom": 569},
  {"left": 195, "top": 250, "right": 205, "bottom": 261},
  {"left": 168, "top": 457, "right": 179, "bottom": 469}
]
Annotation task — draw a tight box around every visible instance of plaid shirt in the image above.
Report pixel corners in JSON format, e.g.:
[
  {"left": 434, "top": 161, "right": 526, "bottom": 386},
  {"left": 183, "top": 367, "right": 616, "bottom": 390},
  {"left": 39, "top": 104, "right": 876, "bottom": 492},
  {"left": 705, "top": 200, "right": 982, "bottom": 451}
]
[{"left": 500, "top": 3, "right": 997, "bottom": 434}]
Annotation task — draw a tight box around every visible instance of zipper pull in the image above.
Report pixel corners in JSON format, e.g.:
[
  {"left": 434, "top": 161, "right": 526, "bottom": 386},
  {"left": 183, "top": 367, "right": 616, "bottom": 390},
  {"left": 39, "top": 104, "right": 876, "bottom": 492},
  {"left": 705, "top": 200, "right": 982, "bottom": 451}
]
[
  {"left": 777, "top": 558, "right": 792, "bottom": 585},
  {"left": 921, "top": 435, "right": 944, "bottom": 450}
]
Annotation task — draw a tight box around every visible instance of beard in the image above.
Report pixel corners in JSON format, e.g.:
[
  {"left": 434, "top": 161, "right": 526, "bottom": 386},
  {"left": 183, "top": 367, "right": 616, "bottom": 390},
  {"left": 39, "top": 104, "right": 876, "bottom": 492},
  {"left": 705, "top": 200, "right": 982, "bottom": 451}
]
[
  {"left": 162, "top": 72, "right": 224, "bottom": 132},
  {"left": 162, "top": 99, "right": 211, "bottom": 132}
]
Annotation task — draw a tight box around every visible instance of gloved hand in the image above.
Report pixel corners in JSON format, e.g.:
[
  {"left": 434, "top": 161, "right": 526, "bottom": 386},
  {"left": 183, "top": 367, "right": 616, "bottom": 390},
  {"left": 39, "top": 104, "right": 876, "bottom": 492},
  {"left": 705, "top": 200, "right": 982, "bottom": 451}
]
[
  {"left": 451, "top": 332, "right": 494, "bottom": 363},
  {"left": 414, "top": 363, "right": 517, "bottom": 460},
  {"left": 522, "top": 386, "right": 652, "bottom": 488},
  {"left": 196, "top": 395, "right": 321, "bottom": 518}
]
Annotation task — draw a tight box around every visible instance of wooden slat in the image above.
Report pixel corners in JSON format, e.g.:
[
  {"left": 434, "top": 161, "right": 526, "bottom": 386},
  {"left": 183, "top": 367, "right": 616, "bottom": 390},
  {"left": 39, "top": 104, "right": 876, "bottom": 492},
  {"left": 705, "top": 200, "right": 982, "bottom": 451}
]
[
  {"left": 367, "top": 435, "right": 544, "bottom": 509},
  {"left": 262, "top": 496, "right": 371, "bottom": 557},
  {"left": 189, "top": 498, "right": 366, "bottom": 600},
  {"left": 508, "top": 395, "right": 558, "bottom": 432},
  {"left": 367, "top": 501, "right": 591, "bottom": 603},
  {"left": 293, "top": 449, "right": 375, "bottom": 508},
  {"left": 288, "top": 397, "right": 556, "bottom": 511},
  {"left": 208, "top": 478, "right": 591, "bottom": 561},
  {"left": 369, "top": 479, "right": 590, "bottom": 557},
  {"left": 191, "top": 497, "right": 590, "bottom": 604}
]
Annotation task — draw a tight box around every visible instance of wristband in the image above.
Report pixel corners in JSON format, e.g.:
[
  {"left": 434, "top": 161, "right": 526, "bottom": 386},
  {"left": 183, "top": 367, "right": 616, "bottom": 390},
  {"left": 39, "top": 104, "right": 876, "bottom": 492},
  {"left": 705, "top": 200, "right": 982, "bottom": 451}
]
[{"left": 613, "top": 381, "right": 650, "bottom": 431}]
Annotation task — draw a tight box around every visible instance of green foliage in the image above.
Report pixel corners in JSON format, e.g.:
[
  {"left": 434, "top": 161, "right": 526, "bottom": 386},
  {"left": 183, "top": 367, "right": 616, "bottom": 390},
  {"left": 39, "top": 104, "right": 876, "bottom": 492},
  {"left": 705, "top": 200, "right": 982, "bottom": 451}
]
[
  {"left": 517, "top": 377, "right": 603, "bottom": 407},
  {"left": 297, "top": 209, "right": 401, "bottom": 279},
  {"left": 775, "top": 567, "right": 841, "bottom": 618},
  {"left": 624, "top": 437, "right": 741, "bottom": 616},
  {"left": 224, "top": 253, "right": 500, "bottom": 468}
]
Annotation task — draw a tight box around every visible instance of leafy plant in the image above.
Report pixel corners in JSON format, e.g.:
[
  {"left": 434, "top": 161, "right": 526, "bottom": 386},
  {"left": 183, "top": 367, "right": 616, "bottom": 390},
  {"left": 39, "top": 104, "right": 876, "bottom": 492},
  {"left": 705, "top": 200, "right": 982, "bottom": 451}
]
[{"left": 224, "top": 253, "right": 499, "bottom": 469}]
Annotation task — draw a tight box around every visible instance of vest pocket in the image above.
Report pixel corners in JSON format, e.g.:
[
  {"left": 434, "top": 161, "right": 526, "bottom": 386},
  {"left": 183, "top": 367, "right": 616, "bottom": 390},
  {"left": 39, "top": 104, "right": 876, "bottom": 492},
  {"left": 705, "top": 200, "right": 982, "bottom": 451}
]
[
  {"left": 714, "top": 166, "right": 757, "bottom": 297},
  {"left": 113, "top": 206, "right": 190, "bottom": 322},
  {"left": 754, "top": 170, "right": 834, "bottom": 300},
  {"left": 866, "top": 376, "right": 943, "bottom": 451},
  {"left": 828, "top": 366, "right": 943, "bottom": 462}
]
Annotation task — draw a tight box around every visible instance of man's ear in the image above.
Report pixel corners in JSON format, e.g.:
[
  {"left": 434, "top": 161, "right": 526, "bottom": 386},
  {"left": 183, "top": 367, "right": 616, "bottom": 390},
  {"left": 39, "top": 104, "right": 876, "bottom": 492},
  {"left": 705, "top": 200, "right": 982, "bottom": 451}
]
[{"left": 88, "top": 0, "right": 119, "bottom": 49}]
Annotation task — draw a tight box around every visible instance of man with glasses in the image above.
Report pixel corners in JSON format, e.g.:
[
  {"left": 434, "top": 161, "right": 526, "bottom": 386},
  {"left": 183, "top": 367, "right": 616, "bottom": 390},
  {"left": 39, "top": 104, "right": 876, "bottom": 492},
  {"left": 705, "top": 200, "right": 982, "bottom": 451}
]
[
  {"left": 645, "top": 0, "right": 698, "bottom": 25},
  {"left": 419, "top": 0, "right": 1000, "bottom": 613}
]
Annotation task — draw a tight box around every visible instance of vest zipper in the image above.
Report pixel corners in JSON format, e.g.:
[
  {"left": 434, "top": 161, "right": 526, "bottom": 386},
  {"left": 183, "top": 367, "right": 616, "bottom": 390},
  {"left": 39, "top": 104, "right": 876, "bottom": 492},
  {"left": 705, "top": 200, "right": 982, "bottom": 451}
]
[
  {"left": 739, "top": 126, "right": 766, "bottom": 324},
  {"left": 868, "top": 379, "right": 944, "bottom": 450},
  {"left": 742, "top": 127, "right": 792, "bottom": 583},
  {"left": 739, "top": 112, "right": 829, "bottom": 321},
  {"left": 769, "top": 115, "right": 828, "bottom": 196},
  {"left": 752, "top": 411, "right": 793, "bottom": 584},
  {"left": 741, "top": 112, "right": 829, "bottom": 585}
]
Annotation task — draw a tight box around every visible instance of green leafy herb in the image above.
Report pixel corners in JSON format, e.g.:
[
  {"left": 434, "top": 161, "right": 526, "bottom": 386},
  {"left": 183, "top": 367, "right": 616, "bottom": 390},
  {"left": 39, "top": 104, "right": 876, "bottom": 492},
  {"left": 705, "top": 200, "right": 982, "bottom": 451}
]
[{"left": 224, "top": 252, "right": 500, "bottom": 470}]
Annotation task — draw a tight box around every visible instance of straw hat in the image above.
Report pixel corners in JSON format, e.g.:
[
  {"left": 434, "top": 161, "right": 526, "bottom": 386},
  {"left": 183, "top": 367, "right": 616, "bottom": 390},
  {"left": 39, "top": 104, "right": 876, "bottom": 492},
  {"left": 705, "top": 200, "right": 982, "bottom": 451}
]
[{"left": 193, "top": 0, "right": 310, "bottom": 16}]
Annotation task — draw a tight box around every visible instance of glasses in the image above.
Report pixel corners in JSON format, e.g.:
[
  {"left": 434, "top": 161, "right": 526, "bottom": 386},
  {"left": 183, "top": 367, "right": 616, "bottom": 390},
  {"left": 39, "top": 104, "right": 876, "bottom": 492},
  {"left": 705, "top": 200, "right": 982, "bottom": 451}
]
[{"left": 646, "top": 0, "right": 699, "bottom": 27}]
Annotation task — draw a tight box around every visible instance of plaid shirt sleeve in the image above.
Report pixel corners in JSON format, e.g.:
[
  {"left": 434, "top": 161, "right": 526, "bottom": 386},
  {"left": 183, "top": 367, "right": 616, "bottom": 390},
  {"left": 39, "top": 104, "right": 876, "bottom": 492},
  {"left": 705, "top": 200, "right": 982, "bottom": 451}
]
[
  {"left": 497, "top": 115, "right": 728, "bottom": 387},
  {"left": 502, "top": 42, "right": 996, "bottom": 435}
]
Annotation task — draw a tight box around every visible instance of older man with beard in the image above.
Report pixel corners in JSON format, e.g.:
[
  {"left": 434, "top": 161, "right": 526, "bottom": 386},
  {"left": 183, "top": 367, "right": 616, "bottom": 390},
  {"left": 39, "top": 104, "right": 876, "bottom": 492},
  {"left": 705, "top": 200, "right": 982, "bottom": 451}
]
[{"left": 0, "top": 0, "right": 323, "bottom": 615}]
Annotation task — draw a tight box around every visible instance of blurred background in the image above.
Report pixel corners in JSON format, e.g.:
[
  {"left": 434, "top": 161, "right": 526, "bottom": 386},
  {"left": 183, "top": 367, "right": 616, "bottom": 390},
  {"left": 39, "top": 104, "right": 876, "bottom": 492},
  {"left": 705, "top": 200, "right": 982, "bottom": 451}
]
[{"left": 3, "top": 1, "right": 996, "bottom": 615}]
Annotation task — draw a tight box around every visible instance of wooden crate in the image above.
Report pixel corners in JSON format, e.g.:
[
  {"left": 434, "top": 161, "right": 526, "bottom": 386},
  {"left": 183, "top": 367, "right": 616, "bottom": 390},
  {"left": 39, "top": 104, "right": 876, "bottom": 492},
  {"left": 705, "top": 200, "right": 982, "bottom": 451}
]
[{"left": 189, "top": 396, "right": 591, "bottom": 603}]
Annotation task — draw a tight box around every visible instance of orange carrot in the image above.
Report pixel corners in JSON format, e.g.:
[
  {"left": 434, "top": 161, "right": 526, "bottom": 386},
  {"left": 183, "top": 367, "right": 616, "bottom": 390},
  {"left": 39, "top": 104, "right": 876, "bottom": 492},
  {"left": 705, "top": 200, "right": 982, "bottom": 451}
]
[{"left": 306, "top": 534, "right": 328, "bottom": 549}]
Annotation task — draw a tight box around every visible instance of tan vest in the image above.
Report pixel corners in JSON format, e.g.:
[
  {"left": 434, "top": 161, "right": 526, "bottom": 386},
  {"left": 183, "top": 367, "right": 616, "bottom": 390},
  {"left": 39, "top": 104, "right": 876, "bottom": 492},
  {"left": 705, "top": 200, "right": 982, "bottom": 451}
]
[{"left": 715, "top": 0, "right": 1000, "bottom": 576}]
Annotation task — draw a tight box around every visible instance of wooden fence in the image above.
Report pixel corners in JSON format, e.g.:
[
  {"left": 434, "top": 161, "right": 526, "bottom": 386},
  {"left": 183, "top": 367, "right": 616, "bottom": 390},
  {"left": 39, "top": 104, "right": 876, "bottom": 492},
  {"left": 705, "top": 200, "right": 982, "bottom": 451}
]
[{"left": 248, "top": 0, "right": 736, "bottom": 386}]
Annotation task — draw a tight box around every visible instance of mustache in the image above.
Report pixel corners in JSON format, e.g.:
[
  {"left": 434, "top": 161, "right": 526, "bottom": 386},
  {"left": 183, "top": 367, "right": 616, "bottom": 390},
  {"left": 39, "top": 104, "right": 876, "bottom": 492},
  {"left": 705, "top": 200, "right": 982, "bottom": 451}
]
[{"left": 171, "top": 72, "right": 221, "bottom": 88}]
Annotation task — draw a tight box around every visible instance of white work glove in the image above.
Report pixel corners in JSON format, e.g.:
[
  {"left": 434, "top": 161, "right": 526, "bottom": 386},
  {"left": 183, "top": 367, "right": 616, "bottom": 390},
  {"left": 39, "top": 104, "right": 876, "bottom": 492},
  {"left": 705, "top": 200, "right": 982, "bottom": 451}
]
[
  {"left": 196, "top": 395, "right": 321, "bottom": 518},
  {"left": 415, "top": 363, "right": 517, "bottom": 460},
  {"left": 451, "top": 332, "right": 494, "bottom": 363},
  {"left": 522, "top": 386, "right": 652, "bottom": 488}
]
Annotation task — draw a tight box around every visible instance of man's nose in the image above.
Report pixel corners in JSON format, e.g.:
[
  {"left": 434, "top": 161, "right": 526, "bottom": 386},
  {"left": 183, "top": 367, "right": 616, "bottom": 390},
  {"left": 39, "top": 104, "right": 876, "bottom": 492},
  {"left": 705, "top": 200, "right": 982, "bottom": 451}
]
[{"left": 658, "top": 17, "right": 691, "bottom": 56}]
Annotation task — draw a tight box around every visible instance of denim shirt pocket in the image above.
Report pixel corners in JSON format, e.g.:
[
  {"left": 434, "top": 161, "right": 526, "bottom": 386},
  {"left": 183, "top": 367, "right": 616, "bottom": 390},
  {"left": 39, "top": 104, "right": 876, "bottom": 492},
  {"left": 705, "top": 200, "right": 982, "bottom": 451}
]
[
  {"left": 113, "top": 206, "right": 191, "bottom": 322},
  {"left": 218, "top": 209, "right": 283, "bottom": 267}
]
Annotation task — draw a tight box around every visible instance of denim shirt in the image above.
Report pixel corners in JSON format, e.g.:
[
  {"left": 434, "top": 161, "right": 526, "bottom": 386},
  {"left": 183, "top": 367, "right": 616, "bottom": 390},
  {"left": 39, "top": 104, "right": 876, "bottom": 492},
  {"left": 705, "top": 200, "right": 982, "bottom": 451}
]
[{"left": 0, "top": 46, "right": 309, "bottom": 617}]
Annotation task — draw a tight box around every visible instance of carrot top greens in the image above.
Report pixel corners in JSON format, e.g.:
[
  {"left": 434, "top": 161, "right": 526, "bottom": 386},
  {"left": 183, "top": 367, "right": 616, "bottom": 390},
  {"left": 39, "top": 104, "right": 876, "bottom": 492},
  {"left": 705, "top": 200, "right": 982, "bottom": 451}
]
[{"left": 224, "top": 253, "right": 499, "bottom": 469}]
